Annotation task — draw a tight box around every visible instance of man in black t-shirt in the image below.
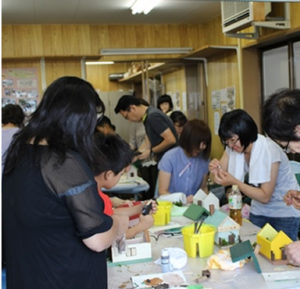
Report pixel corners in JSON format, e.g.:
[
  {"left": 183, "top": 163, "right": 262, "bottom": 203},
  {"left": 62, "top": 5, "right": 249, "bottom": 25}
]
[{"left": 115, "top": 95, "right": 178, "bottom": 162}]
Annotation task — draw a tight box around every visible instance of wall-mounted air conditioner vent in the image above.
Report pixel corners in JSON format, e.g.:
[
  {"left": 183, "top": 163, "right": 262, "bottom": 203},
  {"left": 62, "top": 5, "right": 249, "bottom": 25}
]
[
  {"left": 222, "top": 2, "right": 250, "bottom": 32},
  {"left": 221, "top": 2, "right": 290, "bottom": 38},
  {"left": 221, "top": 2, "right": 271, "bottom": 34}
]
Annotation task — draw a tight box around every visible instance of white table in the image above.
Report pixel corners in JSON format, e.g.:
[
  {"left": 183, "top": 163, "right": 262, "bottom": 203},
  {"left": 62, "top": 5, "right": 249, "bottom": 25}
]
[{"left": 107, "top": 216, "right": 300, "bottom": 289}]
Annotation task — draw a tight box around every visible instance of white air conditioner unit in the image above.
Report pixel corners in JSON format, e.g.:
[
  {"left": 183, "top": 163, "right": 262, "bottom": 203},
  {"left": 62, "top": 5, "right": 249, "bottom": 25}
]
[{"left": 221, "top": 2, "right": 271, "bottom": 34}]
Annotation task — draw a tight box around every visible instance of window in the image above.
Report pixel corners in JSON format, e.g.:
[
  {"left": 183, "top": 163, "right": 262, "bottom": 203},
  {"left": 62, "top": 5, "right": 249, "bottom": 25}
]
[
  {"left": 293, "top": 41, "right": 300, "bottom": 89},
  {"left": 262, "top": 40, "right": 300, "bottom": 101}
]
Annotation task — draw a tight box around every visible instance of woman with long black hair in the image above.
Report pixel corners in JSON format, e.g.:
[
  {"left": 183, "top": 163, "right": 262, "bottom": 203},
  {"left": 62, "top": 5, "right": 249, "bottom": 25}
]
[{"left": 2, "top": 76, "right": 128, "bottom": 289}]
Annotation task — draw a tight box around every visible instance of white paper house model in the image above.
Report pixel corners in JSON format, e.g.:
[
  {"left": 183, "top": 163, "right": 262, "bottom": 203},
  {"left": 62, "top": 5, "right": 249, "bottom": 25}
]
[
  {"left": 193, "top": 189, "right": 220, "bottom": 211},
  {"left": 111, "top": 231, "right": 152, "bottom": 265}
]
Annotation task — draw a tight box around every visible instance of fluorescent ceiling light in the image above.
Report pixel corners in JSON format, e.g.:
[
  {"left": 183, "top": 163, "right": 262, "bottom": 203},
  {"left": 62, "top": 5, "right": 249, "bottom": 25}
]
[
  {"left": 131, "top": 0, "right": 159, "bottom": 15},
  {"left": 86, "top": 61, "right": 115, "bottom": 65},
  {"left": 100, "top": 48, "right": 193, "bottom": 56}
]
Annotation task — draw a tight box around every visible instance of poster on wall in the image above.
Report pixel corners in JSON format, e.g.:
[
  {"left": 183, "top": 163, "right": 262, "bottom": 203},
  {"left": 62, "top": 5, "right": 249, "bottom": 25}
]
[
  {"left": 169, "top": 92, "right": 181, "bottom": 111},
  {"left": 211, "top": 90, "right": 221, "bottom": 110},
  {"left": 220, "top": 87, "right": 235, "bottom": 113},
  {"left": 211, "top": 86, "right": 236, "bottom": 135},
  {"left": 2, "top": 68, "right": 39, "bottom": 115}
]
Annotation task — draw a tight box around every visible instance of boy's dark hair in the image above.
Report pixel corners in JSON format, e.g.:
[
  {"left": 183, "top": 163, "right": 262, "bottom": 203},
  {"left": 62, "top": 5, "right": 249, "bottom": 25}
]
[
  {"left": 179, "top": 119, "right": 211, "bottom": 160},
  {"left": 263, "top": 89, "right": 300, "bottom": 142},
  {"left": 2, "top": 104, "right": 25, "bottom": 127},
  {"left": 157, "top": 94, "right": 173, "bottom": 111},
  {"left": 218, "top": 109, "right": 258, "bottom": 149},
  {"left": 114, "top": 95, "right": 142, "bottom": 113},
  {"left": 96, "top": 115, "right": 116, "bottom": 131},
  {"left": 93, "top": 133, "right": 134, "bottom": 175},
  {"left": 170, "top": 111, "right": 187, "bottom": 127},
  {"left": 4, "top": 76, "right": 106, "bottom": 174}
]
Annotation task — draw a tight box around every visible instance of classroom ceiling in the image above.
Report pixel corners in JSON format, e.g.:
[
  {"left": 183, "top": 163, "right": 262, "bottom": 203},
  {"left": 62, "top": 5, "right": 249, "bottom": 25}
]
[{"left": 2, "top": 0, "right": 221, "bottom": 25}]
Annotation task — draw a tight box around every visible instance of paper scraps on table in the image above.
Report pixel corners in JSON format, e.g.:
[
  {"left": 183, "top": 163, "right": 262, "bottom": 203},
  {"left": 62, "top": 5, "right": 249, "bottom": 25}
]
[
  {"left": 207, "top": 249, "right": 247, "bottom": 271},
  {"left": 131, "top": 271, "right": 187, "bottom": 288}
]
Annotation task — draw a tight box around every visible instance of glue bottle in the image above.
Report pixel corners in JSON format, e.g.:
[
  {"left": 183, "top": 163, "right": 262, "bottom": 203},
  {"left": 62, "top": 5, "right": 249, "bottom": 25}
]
[
  {"left": 161, "top": 248, "right": 170, "bottom": 273},
  {"left": 228, "top": 185, "right": 242, "bottom": 225}
]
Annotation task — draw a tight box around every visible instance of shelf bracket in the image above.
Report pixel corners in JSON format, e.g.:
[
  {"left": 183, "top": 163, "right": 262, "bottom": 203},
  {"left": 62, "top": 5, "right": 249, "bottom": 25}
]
[{"left": 225, "top": 26, "right": 259, "bottom": 40}]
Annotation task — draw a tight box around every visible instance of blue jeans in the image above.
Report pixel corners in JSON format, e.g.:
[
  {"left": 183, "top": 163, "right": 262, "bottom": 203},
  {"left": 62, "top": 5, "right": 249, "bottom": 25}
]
[{"left": 250, "top": 213, "right": 300, "bottom": 241}]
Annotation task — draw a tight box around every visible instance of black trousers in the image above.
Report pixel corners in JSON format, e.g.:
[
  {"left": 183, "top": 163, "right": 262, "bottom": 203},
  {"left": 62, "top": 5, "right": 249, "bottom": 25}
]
[{"left": 137, "top": 164, "right": 158, "bottom": 200}]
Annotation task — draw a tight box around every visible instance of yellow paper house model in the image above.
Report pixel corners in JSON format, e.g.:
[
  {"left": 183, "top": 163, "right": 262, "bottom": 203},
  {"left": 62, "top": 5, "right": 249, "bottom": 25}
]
[{"left": 257, "top": 223, "right": 292, "bottom": 261}]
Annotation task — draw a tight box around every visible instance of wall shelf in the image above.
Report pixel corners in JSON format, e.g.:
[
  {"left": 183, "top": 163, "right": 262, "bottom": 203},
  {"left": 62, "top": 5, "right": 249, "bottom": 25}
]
[
  {"left": 182, "top": 45, "right": 237, "bottom": 59},
  {"left": 118, "top": 62, "right": 183, "bottom": 83},
  {"left": 118, "top": 45, "right": 238, "bottom": 83}
]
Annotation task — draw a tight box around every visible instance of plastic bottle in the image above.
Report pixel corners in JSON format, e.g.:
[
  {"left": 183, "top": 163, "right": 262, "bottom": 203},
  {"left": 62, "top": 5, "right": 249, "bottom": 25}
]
[
  {"left": 161, "top": 248, "right": 170, "bottom": 273},
  {"left": 228, "top": 185, "right": 242, "bottom": 225}
]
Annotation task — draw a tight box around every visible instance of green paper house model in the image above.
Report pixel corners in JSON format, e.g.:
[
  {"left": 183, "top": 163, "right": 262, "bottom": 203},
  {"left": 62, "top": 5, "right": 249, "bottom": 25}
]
[
  {"left": 204, "top": 210, "right": 240, "bottom": 246},
  {"left": 257, "top": 223, "right": 292, "bottom": 261},
  {"left": 230, "top": 240, "right": 261, "bottom": 273},
  {"left": 183, "top": 204, "right": 209, "bottom": 221}
]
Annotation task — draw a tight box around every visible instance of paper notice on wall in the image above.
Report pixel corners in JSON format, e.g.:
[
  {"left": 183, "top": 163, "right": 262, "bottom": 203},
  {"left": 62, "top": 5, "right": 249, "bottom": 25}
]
[
  {"left": 214, "top": 111, "right": 220, "bottom": 135},
  {"left": 212, "top": 87, "right": 235, "bottom": 113},
  {"left": 220, "top": 87, "right": 235, "bottom": 113},
  {"left": 182, "top": 92, "right": 187, "bottom": 112},
  {"left": 212, "top": 90, "right": 221, "bottom": 110},
  {"left": 170, "top": 92, "right": 181, "bottom": 111},
  {"left": 2, "top": 67, "right": 40, "bottom": 115}
]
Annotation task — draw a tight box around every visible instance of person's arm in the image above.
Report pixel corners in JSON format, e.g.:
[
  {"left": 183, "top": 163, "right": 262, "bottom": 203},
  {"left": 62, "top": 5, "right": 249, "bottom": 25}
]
[
  {"left": 125, "top": 214, "right": 154, "bottom": 239},
  {"left": 138, "top": 137, "right": 148, "bottom": 153},
  {"left": 151, "top": 128, "right": 176, "bottom": 154},
  {"left": 209, "top": 151, "right": 229, "bottom": 175},
  {"left": 128, "top": 124, "right": 137, "bottom": 151},
  {"left": 213, "top": 162, "right": 279, "bottom": 203},
  {"left": 113, "top": 202, "right": 144, "bottom": 217},
  {"left": 284, "top": 190, "right": 300, "bottom": 210},
  {"left": 285, "top": 241, "right": 300, "bottom": 266},
  {"left": 110, "top": 196, "right": 129, "bottom": 207},
  {"left": 158, "top": 170, "right": 172, "bottom": 195},
  {"left": 137, "top": 135, "right": 151, "bottom": 160},
  {"left": 82, "top": 214, "right": 129, "bottom": 252}
]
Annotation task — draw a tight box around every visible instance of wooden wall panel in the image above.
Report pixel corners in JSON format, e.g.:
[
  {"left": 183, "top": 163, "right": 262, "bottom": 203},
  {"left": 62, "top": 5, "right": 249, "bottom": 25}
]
[
  {"left": 3, "top": 25, "right": 44, "bottom": 58},
  {"left": 45, "top": 59, "right": 82, "bottom": 86},
  {"left": 2, "top": 24, "right": 208, "bottom": 59},
  {"left": 203, "top": 16, "right": 238, "bottom": 47},
  {"left": 241, "top": 48, "right": 262, "bottom": 132},
  {"left": 161, "top": 68, "right": 186, "bottom": 112},
  {"left": 61, "top": 25, "right": 92, "bottom": 56},
  {"left": 206, "top": 51, "right": 240, "bottom": 159},
  {"left": 86, "top": 63, "right": 132, "bottom": 92},
  {"left": 290, "top": 3, "right": 300, "bottom": 28},
  {"left": 41, "top": 25, "right": 64, "bottom": 56},
  {"left": 2, "top": 25, "right": 14, "bottom": 58}
]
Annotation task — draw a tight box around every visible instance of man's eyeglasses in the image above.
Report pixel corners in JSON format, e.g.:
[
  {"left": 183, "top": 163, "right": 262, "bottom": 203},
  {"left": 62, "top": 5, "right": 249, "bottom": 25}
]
[{"left": 222, "top": 137, "right": 240, "bottom": 147}]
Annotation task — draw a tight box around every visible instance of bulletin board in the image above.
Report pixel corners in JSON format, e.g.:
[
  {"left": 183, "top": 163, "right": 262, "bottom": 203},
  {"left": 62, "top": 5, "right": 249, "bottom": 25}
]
[
  {"left": 211, "top": 87, "right": 236, "bottom": 135},
  {"left": 2, "top": 68, "right": 40, "bottom": 115}
]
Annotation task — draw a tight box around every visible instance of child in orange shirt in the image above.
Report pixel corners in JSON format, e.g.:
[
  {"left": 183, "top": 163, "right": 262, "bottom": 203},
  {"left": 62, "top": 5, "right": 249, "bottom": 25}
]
[{"left": 93, "top": 133, "right": 156, "bottom": 239}]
